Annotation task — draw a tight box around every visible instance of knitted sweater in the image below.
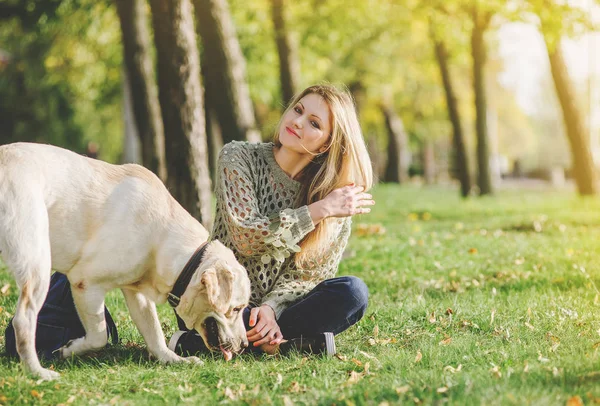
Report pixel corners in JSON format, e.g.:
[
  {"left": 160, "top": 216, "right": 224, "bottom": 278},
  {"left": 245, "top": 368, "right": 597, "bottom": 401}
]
[{"left": 211, "top": 141, "right": 351, "bottom": 317}]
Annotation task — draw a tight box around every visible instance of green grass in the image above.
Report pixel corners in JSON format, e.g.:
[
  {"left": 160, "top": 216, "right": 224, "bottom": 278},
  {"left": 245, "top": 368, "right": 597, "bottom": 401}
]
[{"left": 2, "top": 184, "right": 600, "bottom": 405}]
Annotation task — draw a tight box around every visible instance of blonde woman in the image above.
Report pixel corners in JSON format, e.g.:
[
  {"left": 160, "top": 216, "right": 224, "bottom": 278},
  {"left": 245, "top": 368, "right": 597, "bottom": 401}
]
[{"left": 170, "top": 84, "right": 375, "bottom": 356}]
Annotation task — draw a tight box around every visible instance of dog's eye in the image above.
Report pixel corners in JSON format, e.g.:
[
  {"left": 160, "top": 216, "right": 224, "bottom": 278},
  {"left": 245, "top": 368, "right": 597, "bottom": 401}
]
[{"left": 233, "top": 307, "right": 242, "bottom": 313}]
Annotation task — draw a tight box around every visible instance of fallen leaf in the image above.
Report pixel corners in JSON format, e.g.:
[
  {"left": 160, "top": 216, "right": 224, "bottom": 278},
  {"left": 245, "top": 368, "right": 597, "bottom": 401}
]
[
  {"left": 439, "top": 337, "right": 452, "bottom": 346},
  {"left": 335, "top": 353, "right": 347, "bottom": 361},
  {"left": 282, "top": 395, "right": 295, "bottom": 406},
  {"left": 0, "top": 284, "right": 10, "bottom": 296},
  {"left": 347, "top": 370, "right": 364, "bottom": 384},
  {"left": 490, "top": 309, "right": 496, "bottom": 324},
  {"left": 525, "top": 322, "right": 535, "bottom": 331},
  {"left": 445, "top": 308, "right": 453, "bottom": 315},
  {"left": 396, "top": 385, "right": 411, "bottom": 394},
  {"left": 373, "top": 325, "right": 379, "bottom": 337},
  {"left": 436, "top": 387, "right": 448, "bottom": 394},
  {"left": 66, "top": 395, "right": 76, "bottom": 404},
  {"left": 415, "top": 350, "right": 422, "bottom": 363},
  {"left": 288, "top": 381, "right": 301, "bottom": 393},
  {"left": 224, "top": 387, "right": 236, "bottom": 400},
  {"left": 429, "top": 312, "right": 436, "bottom": 323},
  {"left": 468, "top": 248, "right": 478, "bottom": 254},
  {"left": 567, "top": 396, "right": 583, "bottom": 406},
  {"left": 30, "top": 390, "right": 42, "bottom": 399},
  {"left": 443, "top": 364, "right": 462, "bottom": 373},
  {"left": 351, "top": 358, "right": 363, "bottom": 367},
  {"left": 490, "top": 365, "right": 502, "bottom": 378},
  {"left": 367, "top": 338, "right": 377, "bottom": 346}
]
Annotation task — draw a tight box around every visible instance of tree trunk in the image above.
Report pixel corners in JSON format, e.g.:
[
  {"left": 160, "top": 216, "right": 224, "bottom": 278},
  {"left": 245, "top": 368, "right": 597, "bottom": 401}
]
[
  {"left": 121, "top": 66, "right": 142, "bottom": 164},
  {"left": 432, "top": 37, "right": 471, "bottom": 197},
  {"left": 471, "top": 7, "right": 493, "bottom": 195},
  {"left": 422, "top": 138, "right": 436, "bottom": 185},
  {"left": 545, "top": 39, "right": 598, "bottom": 195},
  {"left": 149, "top": 0, "right": 213, "bottom": 226},
  {"left": 194, "top": 0, "right": 261, "bottom": 144},
  {"left": 381, "top": 103, "right": 410, "bottom": 183},
  {"left": 115, "top": 0, "right": 166, "bottom": 179},
  {"left": 270, "top": 0, "right": 300, "bottom": 107}
]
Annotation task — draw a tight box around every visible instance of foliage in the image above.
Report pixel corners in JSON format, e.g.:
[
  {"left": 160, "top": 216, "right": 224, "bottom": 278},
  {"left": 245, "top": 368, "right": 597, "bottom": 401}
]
[
  {"left": 2, "top": 185, "right": 600, "bottom": 403},
  {"left": 0, "top": 0, "right": 123, "bottom": 162}
]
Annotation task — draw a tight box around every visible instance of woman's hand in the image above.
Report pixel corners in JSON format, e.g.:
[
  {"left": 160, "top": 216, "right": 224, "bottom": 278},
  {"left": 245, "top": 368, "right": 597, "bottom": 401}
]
[
  {"left": 309, "top": 184, "right": 375, "bottom": 224},
  {"left": 247, "top": 305, "right": 284, "bottom": 347}
]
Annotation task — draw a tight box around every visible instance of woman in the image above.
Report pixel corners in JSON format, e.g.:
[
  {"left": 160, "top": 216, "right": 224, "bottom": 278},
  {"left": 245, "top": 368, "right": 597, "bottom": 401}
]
[{"left": 170, "top": 83, "right": 375, "bottom": 355}]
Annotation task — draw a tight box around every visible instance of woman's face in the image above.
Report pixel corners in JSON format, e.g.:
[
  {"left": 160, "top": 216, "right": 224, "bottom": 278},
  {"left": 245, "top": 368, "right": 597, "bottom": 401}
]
[{"left": 278, "top": 93, "right": 332, "bottom": 156}]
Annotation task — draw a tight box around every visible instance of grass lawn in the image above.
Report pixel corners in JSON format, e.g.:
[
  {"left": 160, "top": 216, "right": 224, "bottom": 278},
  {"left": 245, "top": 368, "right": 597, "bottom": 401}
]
[{"left": 1, "top": 184, "right": 600, "bottom": 405}]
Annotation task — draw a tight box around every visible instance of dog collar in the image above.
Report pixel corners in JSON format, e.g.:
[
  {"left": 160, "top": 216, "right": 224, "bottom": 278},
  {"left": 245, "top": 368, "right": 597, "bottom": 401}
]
[{"left": 168, "top": 242, "right": 209, "bottom": 308}]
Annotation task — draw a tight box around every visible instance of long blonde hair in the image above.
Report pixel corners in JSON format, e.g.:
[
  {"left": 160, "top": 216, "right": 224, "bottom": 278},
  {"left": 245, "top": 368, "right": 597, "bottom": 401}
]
[{"left": 273, "top": 84, "right": 374, "bottom": 267}]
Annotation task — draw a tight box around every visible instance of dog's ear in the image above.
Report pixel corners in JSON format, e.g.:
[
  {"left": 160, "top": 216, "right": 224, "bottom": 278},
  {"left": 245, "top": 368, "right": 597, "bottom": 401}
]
[
  {"left": 217, "top": 267, "right": 234, "bottom": 310},
  {"left": 201, "top": 268, "right": 220, "bottom": 308}
]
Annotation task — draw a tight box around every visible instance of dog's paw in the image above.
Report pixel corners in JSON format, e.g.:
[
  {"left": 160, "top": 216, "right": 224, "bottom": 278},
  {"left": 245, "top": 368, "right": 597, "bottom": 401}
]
[
  {"left": 182, "top": 356, "right": 203, "bottom": 365},
  {"left": 35, "top": 368, "right": 60, "bottom": 381}
]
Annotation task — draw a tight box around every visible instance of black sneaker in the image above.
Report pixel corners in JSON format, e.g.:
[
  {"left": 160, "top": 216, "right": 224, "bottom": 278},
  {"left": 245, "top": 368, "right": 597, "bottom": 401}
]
[
  {"left": 168, "top": 330, "right": 206, "bottom": 356},
  {"left": 278, "top": 332, "right": 336, "bottom": 356}
]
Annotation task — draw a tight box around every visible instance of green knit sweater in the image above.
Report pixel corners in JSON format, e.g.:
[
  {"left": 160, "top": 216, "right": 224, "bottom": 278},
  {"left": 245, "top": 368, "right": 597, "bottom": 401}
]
[{"left": 211, "top": 141, "right": 351, "bottom": 317}]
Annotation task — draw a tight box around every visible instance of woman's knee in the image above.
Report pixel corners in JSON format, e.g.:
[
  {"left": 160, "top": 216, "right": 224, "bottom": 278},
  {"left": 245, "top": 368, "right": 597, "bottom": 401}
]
[{"left": 336, "top": 276, "right": 369, "bottom": 311}]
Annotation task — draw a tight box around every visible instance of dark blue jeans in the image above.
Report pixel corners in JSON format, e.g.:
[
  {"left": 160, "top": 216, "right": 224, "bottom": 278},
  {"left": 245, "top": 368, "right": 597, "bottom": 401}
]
[{"left": 175, "top": 276, "right": 368, "bottom": 350}]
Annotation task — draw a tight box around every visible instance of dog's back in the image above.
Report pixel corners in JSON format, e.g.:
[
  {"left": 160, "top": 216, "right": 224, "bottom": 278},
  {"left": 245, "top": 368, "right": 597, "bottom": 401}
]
[{"left": 0, "top": 142, "right": 185, "bottom": 273}]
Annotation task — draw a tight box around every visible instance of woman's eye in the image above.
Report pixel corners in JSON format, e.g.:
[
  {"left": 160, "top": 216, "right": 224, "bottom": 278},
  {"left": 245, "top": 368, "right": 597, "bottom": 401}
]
[
  {"left": 294, "top": 106, "right": 302, "bottom": 114},
  {"left": 311, "top": 121, "right": 320, "bottom": 129}
]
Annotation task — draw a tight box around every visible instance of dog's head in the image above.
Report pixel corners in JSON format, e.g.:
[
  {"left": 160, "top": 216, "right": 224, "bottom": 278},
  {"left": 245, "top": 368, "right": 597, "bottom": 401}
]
[{"left": 175, "top": 240, "right": 250, "bottom": 361}]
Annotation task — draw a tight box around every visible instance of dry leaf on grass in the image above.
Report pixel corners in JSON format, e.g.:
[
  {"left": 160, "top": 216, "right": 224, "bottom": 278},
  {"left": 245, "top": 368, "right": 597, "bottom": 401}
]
[
  {"left": 567, "top": 396, "right": 584, "bottom": 406},
  {"left": 396, "top": 385, "right": 411, "bottom": 394},
  {"left": 490, "top": 365, "right": 502, "bottom": 378},
  {"left": 439, "top": 337, "right": 452, "bottom": 346},
  {"left": 335, "top": 353, "right": 348, "bottom": 361},
  {"left": 415, "top": 350, "right": 422, "bottom": 363},
  {"left": 436, "top": 387, "right": 448, "bottom": 394},
  {"left": 444, "top": 364, "right": 462, "bottom": 374},
  {"left": 0, "top": 284, "right": 10, "bottom": 296},
  {"left": 347, "top": 370, "right": 364, "bottom": 385}
]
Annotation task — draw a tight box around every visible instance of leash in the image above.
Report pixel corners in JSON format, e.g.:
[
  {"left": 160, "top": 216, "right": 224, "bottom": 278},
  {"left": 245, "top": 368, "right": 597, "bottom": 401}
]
[{"left": 168, "top": 242, "right": 209, "bottom": 308}]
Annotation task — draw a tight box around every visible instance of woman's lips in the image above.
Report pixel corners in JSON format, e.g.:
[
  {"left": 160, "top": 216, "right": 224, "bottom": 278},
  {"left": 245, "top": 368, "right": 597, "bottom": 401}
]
[{"left": 286, "top": 127, "right": 300, "bottom": 138}]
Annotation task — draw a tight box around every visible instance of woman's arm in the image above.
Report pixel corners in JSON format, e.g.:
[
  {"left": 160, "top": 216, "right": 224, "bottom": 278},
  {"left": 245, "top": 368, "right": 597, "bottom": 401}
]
[{"left": 260, "top": 218, "right": 352, "bottom": 318}]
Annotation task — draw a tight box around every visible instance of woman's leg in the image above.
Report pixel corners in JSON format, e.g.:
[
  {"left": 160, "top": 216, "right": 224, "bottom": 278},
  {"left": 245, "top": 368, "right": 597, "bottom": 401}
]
[{"left": 275, "top": 276, "right": 369, "bottom": 338}]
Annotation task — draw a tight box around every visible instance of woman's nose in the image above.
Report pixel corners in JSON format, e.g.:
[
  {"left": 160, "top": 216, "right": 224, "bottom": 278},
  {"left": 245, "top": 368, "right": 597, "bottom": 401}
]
[{"left": 292, "top": 117, "right": 302, "bottom": 128}]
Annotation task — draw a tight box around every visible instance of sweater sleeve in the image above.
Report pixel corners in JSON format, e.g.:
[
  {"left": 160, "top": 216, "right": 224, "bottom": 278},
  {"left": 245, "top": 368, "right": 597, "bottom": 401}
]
[
  {"left": 216, "top": 142, "right": 315, "bottom": 263},
  {"left": 261, "top": 218, "right": 352, "bottom": 317}
]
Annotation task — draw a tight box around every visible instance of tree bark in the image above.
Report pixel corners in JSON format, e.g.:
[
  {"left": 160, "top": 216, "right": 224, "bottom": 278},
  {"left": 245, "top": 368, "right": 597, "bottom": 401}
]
[
  {"left": 115, "top": 0, "right": 166, "bottom": 179},
  {"left": 149, "top": 0, "right": 213, "bottom": 226},
  {"left": 270, "top": 0, "right": 300, "bottom": 107},
  {"left": 194, "top": 0, "right": 261, "bottom": 144},
  {"left": 422, "top": 138, "right": 436, "bottom": 185},
  {"left": 381, "top": 103, "right": 410, "bottom": 183},
  {"left": 432, "top": 37, "right": 471, "bottom": 197},
  {"left": 121, "top": 66, "right": 142, "bottom": 164},
  {"left": 545, "top": 39, "right": 598, "bottom": 195},
  {"left": 471, "top": 7, "right": 493, "bottom": 195}
]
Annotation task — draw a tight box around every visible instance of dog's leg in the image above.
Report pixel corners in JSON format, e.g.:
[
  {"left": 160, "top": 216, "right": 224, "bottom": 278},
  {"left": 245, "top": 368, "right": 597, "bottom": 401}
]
[
  {"left": 12, "top": 272, "right": 60, "bottom": 380},
  {"left": 0, "top": 192, "right": 60, "bottom": 380},
  {"left": 59, "top": 284, "right": 108, "bottom": 358},
  {"left": 121, "top": 288, "right": 202, "bottom": 364}
]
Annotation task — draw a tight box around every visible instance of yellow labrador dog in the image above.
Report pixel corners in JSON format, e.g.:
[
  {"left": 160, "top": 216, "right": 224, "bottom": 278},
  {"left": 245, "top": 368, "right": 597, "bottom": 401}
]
[{"left": 0, "top": 142, "right": 251, "bottom": 380}]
